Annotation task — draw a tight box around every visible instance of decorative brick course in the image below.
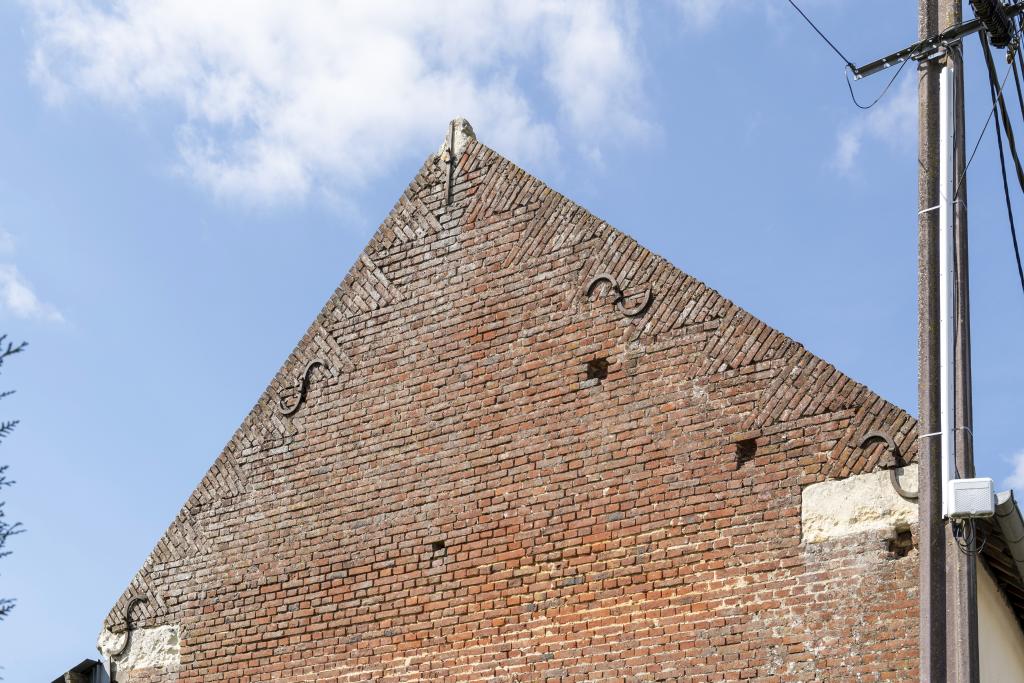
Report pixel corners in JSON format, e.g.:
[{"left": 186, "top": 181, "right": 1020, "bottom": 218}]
[{"left": 101, "top": 127, "right": 919, "bottom": 681}]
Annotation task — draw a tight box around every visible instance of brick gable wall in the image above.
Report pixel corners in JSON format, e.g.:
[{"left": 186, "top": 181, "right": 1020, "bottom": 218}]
[{"left": 102, "top": 136, "right": 920, "bottom": 682}]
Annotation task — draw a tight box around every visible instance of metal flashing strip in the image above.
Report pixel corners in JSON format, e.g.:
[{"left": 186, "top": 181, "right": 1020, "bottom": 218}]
[
  {"left": 994, "top": 491, "right": 1024, "bottom": 581},
  {"left": 971, "top": 491, "right": 1024, "bottom": 640}
]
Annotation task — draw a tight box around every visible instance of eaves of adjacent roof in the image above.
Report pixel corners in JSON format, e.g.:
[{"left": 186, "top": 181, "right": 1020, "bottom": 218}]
[{"left": 980, "top": 491, "right": 1024, "bottom": 633}]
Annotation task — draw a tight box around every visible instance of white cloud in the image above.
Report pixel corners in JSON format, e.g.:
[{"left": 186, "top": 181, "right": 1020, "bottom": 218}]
[
  {"left": 0, "top": 228, "right": 63, "bottom": 323},
  {"left": 0, "top": 264, "right": 63, "bottom": 323},
  {"left": 25, "top": 0, "right": 649, "bottom": 204},
  {"left": 674, "top": 0, "right": 844, "bottom": 34},
  {"left": 833, "top": 76, "right": 915, "bottom": 173},
  {"left": 674, "top": 0, "right": 744, "bottom": 29},
  {"left": 673, "top": 0, "right": 790, "bottom": 30}
]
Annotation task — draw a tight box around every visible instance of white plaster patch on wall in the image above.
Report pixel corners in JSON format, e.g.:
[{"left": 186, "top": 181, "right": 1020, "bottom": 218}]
[
  {"left": 97, "top": 624, "right": 180, "bottom": 671},
  {"left": 802, "top": 465, "right": 918, "bottom": 543}
]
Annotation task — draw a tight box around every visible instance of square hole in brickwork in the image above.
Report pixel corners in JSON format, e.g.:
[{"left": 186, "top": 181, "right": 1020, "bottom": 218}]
[
  {"left": 431, "top": 539, "right": 446, "bottom": 553},
  {"left": 735, "top": 438, "right": 757, "bottom": 469},
  {"left": 586, "top": 358, "right": 609, "bottom": 382},
  {"left": 888, "top": 528, "right": 914, "bottom": 558}
]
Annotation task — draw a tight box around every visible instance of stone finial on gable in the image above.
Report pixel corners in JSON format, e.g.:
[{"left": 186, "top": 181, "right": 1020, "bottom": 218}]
[{"left": 438, "top": 117, "right": 476, "bottom": 161}]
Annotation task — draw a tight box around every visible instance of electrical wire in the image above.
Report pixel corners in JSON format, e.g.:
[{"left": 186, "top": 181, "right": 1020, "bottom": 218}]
[
  {"left": 948, "top": 6, "right": 1022, "bottom": 197},
  {"left": 981, "top": 32, "right": 1024, "bottom": 295},
  {"left": 990, "top": 55, "right": 1024, "bottom": 294},
  {"left": 956, "top": 57, "right": 1014, "bottom": 200},
  {"left": 845, "top": 58, "right": 914, "bottom": 110},
  {"left": 952, "top": 518, "right": 989, "bottom": 556},
  {"left": 1000, "top": 13, "right": 1024, "bottom": 291},
  {"left": 785, "top": 0, "right": 854, "bottom": 67},
  {"left": 1016, "top": 13, "right": 1024, "bottom": 82},
  {"left": 785, "top": 0, "right": 913, "bottom": 109},
  {"left": 1012, "top": 56, "right": 1024, "bottom": 118},
  {"left": 953, "top": 7, "right": 1024, "bottom": 196}
]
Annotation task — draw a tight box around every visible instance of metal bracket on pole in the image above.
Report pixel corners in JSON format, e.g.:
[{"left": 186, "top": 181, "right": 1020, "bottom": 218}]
[
  {"left": 850, "top": 1, "right": 1024, "bottom": 79},
  {"left": 918, "top": 48, "right": 948, "bottom": 66},
  {"left": 938, "top": 62, "right": 958, "bottom": 518}
]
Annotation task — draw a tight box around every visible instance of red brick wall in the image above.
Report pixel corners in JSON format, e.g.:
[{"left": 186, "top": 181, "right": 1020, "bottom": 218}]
[{"left": 104, "top": 138, "right": 919, "bottom": 681}]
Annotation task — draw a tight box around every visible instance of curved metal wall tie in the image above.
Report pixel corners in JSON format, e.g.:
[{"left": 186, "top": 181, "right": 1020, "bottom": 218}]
[
  {"left": 277, "top": 360, "right": 329, "bottom": 417},
  {"left": 585, "top": 273, "right": 618, "bottom": 298},
  {"left": 616, "top": 290, "right": 653, "bottom": 317},
  {"left": 859, "top": 430, "right": 918, "bottom": 500},
  {"left": 584, "top": 273, "right": 653, "bottom": 318},
  {"left": 111, "top": 595, "right": 148, "bottom": 658},
  {"left": 443, "top": 119, "right": 455, "bottom": 206}
]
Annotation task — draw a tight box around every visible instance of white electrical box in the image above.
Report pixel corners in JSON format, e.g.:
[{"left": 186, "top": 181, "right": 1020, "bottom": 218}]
[{"left": 947, "top": 478, "right": 996, "bottom": 519}]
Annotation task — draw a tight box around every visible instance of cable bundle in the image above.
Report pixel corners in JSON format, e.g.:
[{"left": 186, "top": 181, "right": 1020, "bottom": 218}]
[{"left": 973, "top": 0, "right": 1015, "bottom": 48}]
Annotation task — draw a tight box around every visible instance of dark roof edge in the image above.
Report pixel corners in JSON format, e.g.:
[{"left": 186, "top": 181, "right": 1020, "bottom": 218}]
[
  {"left": 994, "top": 490, "right": 1024, "bottom": 582},
  {"left": 987, "top": 489, "right": 1024, "bottom": 637},
  {"left": 50, "top": 658, "right": 102, "bottom": 683}
]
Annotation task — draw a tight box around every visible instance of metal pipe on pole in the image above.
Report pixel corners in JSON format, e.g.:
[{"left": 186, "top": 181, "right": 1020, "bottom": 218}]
[{"left": 938, "top": 51, "right": 956, "bottom": 522}]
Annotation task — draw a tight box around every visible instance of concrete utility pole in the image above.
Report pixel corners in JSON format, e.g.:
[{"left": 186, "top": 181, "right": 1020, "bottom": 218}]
[
  {"left": 942, "top": 0, "right": 979, "bottom": 677},
  {"left": 917, "top": 0, "right": 980, "bottom": 678},
  {"left": 916, "top": 0, "right": 945, "bottom": 679}
]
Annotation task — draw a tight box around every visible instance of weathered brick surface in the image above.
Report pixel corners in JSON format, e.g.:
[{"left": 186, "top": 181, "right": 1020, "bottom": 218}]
[{"left": 103, "top": 136, "right": 919, "bottom": 681}]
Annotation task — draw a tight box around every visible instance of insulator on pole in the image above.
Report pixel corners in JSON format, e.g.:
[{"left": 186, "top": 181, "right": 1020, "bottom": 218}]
[{"left": 972, "top": 0, "right": 1014, "bottom": 48}]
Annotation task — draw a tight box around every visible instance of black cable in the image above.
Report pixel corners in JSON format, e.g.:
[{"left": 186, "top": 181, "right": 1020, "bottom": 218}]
[
  {"left": 1016, "top": 13, "right": 1024, "bottom": 85},
  {"left": 1004, "top": 60, "right": 1024, "bottom": 293},
  {"left": 785, "top": 0, "right": 913, "bottom": 110},
  {"left": 957, "top": 2, "right": 1024, "bottom": 192},
  {"left": 987, "top": 55, "right": 1024, "bottom": 294},
  {"left": 956, "top": 15, "right": 1024, "bottom": 195},
  {"left": 785, "top": 0, "right": 854, "bottom": 67},
  {"left": 957, "top": 58, "right": 1013, "bottom": 200},
  {"left": 952, "top": 518, "right": 989, "bottom": 556},
  {"left": 959, "top": 109, "right": 997, "bottom": 199},
  {"left": 1012, "top": 59, "right": 1024, "bottom": 123},
  {"left": 981, "top": 33, "right": 1024, "bottom": 295},
  {"left": 844, "top": 57, "right": 913, "bottom": 110},
  {"left": 1009, "top": 58, "right": 1024, "bottom": 294}
]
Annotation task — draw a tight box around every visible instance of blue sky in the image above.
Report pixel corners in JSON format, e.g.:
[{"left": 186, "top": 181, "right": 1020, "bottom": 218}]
[{"left": 1, "top": 0, "right": 1022, "bottom": 679}]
